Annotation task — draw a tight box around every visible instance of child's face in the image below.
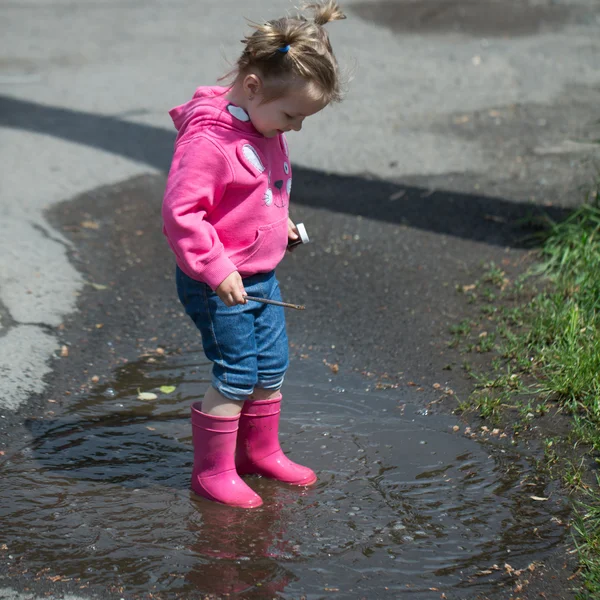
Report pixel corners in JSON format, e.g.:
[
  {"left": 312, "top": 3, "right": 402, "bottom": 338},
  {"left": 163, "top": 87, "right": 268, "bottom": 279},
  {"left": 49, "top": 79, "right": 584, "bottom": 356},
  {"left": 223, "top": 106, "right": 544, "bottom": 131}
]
[{"left": 246, "top": 80, "right": 328, "bottom": 138}]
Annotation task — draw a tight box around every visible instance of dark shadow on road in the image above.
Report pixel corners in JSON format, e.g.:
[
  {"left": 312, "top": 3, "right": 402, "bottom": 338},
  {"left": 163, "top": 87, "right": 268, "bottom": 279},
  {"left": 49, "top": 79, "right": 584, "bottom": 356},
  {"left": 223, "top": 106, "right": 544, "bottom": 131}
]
[{"left": 1, "top": 94, "right": 570, "bottom": 247}]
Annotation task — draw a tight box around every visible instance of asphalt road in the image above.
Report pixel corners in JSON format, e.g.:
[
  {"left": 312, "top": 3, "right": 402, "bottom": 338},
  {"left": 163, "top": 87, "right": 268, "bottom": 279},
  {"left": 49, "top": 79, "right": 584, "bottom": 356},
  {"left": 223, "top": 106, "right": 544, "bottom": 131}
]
[{"left": 1, "top": 0, "right": 600, "bottom": 598}]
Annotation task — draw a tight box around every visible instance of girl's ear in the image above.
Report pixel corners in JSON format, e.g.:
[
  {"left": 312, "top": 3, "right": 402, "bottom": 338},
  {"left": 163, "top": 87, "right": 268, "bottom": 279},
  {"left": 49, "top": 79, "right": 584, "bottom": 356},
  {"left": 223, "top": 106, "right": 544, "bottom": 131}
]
[{"left": 243, "top": 73, "right": 263, "bottom": 100}]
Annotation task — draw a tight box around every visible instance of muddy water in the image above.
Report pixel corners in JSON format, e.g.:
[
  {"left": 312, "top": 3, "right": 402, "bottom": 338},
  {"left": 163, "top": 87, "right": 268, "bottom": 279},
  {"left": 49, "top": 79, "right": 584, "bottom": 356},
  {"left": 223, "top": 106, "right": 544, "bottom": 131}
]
[{"left": 0, "top": 354, "right": 568, "bottom": 599}]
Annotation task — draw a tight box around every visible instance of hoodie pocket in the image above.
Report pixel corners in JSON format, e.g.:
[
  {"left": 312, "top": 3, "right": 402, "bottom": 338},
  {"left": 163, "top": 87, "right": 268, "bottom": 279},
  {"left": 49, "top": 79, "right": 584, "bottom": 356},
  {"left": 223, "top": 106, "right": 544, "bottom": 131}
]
[{"left": 227, "top": 216, "right": 288, "bottom": 270}]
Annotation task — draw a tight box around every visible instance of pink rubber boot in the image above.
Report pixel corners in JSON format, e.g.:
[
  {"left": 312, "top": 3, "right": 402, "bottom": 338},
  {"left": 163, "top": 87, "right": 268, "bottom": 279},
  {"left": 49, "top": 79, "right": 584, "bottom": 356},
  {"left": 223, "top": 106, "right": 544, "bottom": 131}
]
[
  {"left": 235, "top": 395, "right": 317, "bottom": 486},
  {"left": 191, "top": 402, "right": 263, "bottom": 508}
]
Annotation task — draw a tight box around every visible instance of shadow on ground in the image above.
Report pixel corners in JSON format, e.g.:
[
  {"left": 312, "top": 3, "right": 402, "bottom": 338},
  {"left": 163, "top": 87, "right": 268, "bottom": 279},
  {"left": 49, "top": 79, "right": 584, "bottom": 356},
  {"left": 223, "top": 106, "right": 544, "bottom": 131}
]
[{"left": 0, "top": 94, "right": 570, "bottom": 248}]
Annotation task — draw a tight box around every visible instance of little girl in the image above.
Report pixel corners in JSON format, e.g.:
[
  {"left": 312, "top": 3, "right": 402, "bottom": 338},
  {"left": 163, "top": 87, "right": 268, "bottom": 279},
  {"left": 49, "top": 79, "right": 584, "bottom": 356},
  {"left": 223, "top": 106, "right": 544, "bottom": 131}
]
[{"left": 162, "top": 1, "right": 346, "bottom": 508}]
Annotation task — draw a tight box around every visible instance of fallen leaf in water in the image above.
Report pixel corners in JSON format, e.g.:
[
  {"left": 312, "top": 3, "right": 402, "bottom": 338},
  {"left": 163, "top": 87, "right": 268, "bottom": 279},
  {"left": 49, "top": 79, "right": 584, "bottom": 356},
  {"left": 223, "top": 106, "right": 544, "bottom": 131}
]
[
  {"left": 375, "top": 382, "right": 398, "bottom": 390},
  {"left": 138, "top": 391, "right": 158, "bottom": 401},
  {"left": 323, "top": 359, "right": 339, "bottom": 373},
  {"left": 146, "top": 427, "right": 156, "bottom": 431},
  {"left": 160, "top": 385, "right": 176, "bottom": 394},
  {"left": 81, "top": 220, "right": 99, "bottom": 230}
]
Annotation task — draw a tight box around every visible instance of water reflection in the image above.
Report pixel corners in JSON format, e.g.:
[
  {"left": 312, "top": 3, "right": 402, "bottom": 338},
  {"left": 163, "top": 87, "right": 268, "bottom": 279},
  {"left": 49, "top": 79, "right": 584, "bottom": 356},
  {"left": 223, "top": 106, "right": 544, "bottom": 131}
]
[
  {"left": 186, "top": 496, "right": 298, "bottom": 598},
  {"left": 0, "top": 353, "right": 570, "bottom": 598}
]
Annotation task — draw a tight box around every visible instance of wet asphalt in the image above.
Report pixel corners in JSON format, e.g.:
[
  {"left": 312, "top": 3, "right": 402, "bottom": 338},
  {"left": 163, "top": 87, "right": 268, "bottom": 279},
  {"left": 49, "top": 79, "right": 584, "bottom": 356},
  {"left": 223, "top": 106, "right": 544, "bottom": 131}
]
[{"left": 0, "top": 166, "right": 579, "bottom": 599}]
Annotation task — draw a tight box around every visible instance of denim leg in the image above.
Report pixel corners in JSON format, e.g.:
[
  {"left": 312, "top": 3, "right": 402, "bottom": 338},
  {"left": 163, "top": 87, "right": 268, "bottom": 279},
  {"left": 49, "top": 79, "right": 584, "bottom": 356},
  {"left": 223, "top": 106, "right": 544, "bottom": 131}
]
[
  {"left": 254, "top": 276, "right": 289, "bottom": 390},
  {"left": 176, "top": 267, "right": 259, "bottom": 401},
  {"left": 201, "top": 294, "right": 258, "bottom": 401}
]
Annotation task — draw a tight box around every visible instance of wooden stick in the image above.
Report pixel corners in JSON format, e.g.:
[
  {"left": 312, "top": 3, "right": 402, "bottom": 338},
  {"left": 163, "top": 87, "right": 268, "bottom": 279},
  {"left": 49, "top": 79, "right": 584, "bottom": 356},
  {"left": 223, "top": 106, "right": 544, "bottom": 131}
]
[{"left": 244, "top": 295, "right": 305, "bottom": 310}]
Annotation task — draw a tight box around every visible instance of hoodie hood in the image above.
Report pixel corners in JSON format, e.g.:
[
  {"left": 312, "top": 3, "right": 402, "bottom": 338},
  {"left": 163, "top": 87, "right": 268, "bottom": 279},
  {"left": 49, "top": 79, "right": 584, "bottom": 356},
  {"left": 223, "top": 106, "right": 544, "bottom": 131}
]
[{"left": 169, "top": 86, "right": 260, "bottom": 145}]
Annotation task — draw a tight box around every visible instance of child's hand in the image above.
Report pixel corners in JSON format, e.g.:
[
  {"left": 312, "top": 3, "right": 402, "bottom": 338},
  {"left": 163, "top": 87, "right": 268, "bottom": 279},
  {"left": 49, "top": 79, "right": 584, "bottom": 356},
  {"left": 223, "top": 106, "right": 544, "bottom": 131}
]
[
  {"left": 216, "top": 271, "right": 247, "bottom": 306},
  {"left": 287, "top": 218, "right": 299, "bottom": 251}
]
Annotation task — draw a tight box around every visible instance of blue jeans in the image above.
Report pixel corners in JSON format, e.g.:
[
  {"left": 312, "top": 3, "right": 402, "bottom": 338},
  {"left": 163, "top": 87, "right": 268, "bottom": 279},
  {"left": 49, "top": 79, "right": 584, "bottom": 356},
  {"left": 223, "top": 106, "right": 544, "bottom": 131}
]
[{"left": 176, "top": 267, "right": 289, "bottom": 401}]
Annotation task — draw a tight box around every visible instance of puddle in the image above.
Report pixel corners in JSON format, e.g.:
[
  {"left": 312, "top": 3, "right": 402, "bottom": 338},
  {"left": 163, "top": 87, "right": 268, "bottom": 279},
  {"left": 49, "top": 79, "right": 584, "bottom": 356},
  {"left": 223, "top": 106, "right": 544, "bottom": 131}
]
[
  {"left": 348, "top": 0, "right": 574, "bottom": 37},
  {"left": 0, "top": 354, "right": 569, "bottom": 598}
]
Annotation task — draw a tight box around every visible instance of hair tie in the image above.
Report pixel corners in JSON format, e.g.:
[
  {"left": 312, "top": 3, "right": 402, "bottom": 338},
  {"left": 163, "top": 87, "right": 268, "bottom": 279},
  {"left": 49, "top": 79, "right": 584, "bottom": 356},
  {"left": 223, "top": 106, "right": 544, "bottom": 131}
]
[{"left": 277, "top": 44, "right": 291, "bottom": 54}]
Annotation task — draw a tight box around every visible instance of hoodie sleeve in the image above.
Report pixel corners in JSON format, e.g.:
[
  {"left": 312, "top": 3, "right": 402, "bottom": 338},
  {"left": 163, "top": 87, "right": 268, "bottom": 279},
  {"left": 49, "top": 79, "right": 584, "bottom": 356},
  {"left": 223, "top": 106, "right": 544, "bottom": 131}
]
[{"left": 162, "top": 136, "right": 237, "bottom": 290}]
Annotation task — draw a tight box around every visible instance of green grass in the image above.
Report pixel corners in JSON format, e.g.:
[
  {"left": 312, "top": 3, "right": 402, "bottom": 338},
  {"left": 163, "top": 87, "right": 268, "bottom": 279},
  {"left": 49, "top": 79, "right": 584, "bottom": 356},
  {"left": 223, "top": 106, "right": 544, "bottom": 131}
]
[
  {"left": 574, "top": 481, "right": 600, "bottom": 598},
  {"left": 450, "top": 199, "right": 600, "bottom": 597},
  {"left": 530, "top": 205, "right": 600, "bottom": 425}
]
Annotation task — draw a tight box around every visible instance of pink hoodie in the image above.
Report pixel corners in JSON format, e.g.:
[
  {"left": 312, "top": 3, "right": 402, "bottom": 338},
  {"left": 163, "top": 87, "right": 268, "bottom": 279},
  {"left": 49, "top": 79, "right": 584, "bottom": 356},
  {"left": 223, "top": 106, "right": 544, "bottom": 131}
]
[{"left": 162, "top": 86, "right": 292, "bottom": 290}]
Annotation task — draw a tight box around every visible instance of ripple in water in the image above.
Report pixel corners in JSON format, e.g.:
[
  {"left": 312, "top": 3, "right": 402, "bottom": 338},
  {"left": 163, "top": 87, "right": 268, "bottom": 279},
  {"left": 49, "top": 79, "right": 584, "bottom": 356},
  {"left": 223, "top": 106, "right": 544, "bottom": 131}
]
[{"left": 0, "top": 353, "right": 569, "bottom": 598}]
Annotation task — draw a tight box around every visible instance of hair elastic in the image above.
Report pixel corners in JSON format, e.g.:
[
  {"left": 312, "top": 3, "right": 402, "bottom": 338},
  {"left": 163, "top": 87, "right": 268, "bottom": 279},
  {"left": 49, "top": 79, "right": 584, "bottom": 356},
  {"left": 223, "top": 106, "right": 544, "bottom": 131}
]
[{"left": 277, "top": 44, "right": 291, "bottom": 54}]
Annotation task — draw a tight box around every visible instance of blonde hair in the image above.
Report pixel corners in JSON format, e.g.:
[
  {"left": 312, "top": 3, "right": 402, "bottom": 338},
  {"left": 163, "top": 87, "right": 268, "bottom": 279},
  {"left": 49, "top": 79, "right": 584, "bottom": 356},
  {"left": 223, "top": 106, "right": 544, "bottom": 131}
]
[{"left": 222, "top": 1, "right": 346, "bottom": 104}]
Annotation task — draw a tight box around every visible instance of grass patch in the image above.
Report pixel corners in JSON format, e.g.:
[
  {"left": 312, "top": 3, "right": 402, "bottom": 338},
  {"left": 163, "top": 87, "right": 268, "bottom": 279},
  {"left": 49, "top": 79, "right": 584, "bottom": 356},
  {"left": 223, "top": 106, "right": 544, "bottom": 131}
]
[
  {"left": 574, "top": 485, "right": 600, "bottom": 598},
  {"left": 450, "top": 198, "right": 600, "bottom": 597}
]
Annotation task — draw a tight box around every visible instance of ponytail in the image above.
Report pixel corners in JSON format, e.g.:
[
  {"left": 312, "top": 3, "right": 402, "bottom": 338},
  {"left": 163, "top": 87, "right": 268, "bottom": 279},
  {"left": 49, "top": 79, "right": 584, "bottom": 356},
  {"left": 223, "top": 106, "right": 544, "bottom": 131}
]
[
  {"left": 304, "top": 1, "right": 346, "bottom": 26},
  {"left": 222, "top": 1, "right": 347, "bottom": 103}
]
